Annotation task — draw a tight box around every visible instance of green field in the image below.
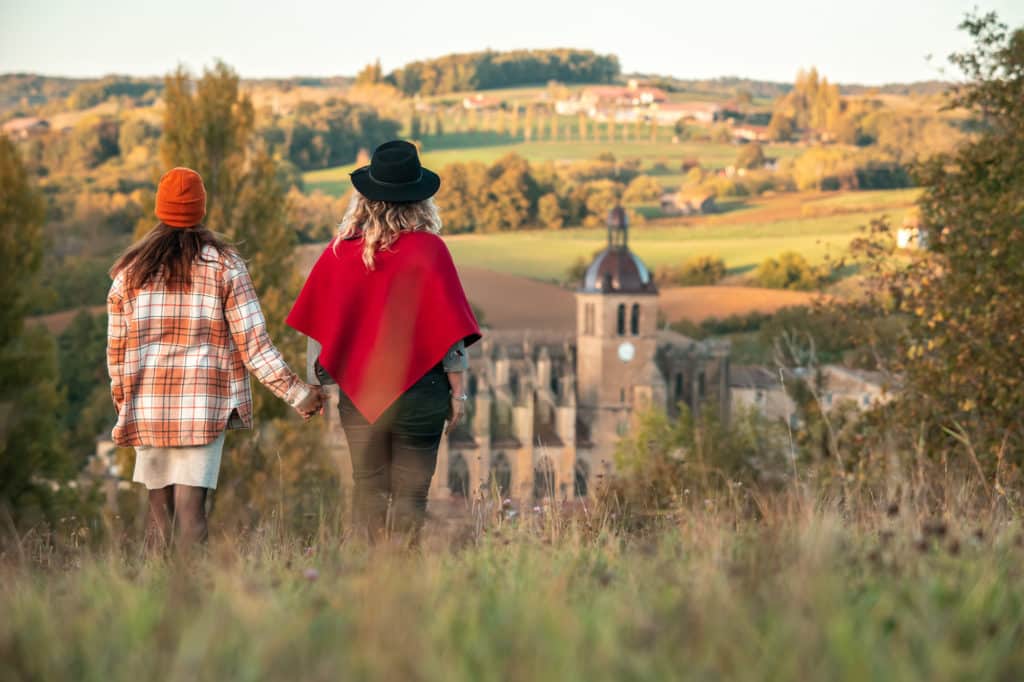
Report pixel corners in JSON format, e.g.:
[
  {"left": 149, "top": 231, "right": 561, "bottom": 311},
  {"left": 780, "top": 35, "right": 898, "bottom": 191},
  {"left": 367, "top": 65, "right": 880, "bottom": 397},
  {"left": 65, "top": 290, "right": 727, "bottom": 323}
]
[
  {"left": 303, "top": 139, "right": 801, "bottom": 196},
  {"left": 443, "top": 206, "right": 893, "bottom": 281}
]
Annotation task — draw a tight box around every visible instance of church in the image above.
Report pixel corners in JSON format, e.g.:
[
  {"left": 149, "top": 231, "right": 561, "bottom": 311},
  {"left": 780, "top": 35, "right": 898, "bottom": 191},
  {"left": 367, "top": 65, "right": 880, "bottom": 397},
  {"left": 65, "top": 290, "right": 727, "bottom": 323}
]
[{"left": 314, "top": 208, "right": 731, "bottom": 501}]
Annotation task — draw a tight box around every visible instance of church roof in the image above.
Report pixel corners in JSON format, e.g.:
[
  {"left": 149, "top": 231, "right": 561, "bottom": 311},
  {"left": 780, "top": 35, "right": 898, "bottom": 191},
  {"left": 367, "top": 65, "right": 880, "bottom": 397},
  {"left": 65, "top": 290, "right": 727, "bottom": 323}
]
[{"left": 581, "top": 247, "right": 657, "bottom": 294}]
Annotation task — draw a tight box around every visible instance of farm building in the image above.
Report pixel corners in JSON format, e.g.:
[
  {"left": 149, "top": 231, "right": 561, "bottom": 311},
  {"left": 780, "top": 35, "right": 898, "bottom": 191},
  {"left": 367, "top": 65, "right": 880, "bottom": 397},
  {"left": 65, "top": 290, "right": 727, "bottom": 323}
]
[
  {"left": 462, "top": 94, "right": 502, "bottom": 110},
  {"left": 648, "top": 101, "right": 723, "bottom": 125},
  {"left": 660, "top": 191, "right": 717, "bottom": 216},
  {"left": 733, "top": 125, "right": 770, "bottom": 142},
  {"left": 556, "top": 81, "right": 668, "bottom": 117},
  {"left": 819, "top": 366, "right": 893, "bottom": 412},
  {"left": 729, "top": 365, "right": 795, "bottom": 424},
  {"left": 896, "top": 212, "right": 928, "bottom": 250}
]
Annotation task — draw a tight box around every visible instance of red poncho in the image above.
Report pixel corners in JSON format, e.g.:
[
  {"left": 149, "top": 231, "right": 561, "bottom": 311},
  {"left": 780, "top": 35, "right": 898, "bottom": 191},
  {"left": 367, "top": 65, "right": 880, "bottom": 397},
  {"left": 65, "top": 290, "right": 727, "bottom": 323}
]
[{"left": 287, "top": 232, "right": 481, "bottom": 423}]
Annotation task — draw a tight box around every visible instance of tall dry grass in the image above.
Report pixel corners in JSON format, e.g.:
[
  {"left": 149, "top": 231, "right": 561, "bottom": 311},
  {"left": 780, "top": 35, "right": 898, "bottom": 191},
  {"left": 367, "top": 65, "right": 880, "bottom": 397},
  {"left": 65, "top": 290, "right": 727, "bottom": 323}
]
[{"left": 2, "top": 452, "right": 1022, "bottom": 682}]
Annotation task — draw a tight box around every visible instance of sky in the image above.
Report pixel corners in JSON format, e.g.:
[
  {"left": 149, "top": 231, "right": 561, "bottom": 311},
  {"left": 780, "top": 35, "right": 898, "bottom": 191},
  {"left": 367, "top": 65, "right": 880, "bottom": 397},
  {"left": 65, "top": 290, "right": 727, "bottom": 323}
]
[{"left": 1, "top": 1, "right": 1022, "bottom": 85}]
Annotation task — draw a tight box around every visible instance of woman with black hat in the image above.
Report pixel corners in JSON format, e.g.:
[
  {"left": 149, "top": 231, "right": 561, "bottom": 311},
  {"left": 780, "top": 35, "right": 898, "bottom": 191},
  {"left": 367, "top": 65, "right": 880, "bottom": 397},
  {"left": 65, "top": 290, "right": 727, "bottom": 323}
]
[{"left": 287, "top": 140, "right": 481, "bottom": 544}]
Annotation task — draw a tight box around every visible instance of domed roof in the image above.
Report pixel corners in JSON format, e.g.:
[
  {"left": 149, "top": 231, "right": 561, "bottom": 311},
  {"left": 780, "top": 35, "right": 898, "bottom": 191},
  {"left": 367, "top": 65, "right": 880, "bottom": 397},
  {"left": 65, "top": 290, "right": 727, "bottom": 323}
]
[{"left": 581, "top": 247, "right": 656, "bottom": 294}]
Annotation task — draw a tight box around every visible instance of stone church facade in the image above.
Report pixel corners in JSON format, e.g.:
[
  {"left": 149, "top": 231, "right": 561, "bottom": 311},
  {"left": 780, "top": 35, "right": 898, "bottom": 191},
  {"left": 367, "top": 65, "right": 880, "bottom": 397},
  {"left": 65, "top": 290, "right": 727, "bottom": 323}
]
[{"left": 315, "top": 215, "right": 730, "bottom": 501}]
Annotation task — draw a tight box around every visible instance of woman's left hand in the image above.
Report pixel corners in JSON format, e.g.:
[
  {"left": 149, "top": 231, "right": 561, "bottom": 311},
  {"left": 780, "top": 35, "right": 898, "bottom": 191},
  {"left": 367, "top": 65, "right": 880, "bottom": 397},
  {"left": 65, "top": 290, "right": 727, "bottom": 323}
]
[{"left": 447, "top": 397, "right": 465, "bottom": 431}]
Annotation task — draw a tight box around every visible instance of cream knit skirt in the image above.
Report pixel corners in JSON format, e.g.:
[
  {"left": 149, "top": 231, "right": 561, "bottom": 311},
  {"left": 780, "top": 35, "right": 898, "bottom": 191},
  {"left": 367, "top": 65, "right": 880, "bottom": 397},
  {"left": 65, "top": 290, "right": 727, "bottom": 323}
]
[{"left": 133, "top": 432, "right": 226, "bottom": 490}]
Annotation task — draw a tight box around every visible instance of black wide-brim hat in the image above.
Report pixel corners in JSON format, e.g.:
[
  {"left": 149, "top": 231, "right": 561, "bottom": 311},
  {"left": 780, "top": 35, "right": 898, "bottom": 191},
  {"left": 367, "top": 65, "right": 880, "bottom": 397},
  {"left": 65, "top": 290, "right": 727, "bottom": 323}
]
[{"left": 350, "top": 140, "right": 441, "bottom": 203}]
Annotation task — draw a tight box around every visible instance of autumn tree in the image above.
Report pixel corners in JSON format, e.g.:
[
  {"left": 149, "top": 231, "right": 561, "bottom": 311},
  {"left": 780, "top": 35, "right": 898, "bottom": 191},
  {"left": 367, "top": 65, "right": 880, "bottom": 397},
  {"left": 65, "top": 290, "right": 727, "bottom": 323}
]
[
  {"left": 889, "top": 13, "right": 1024, "bottom": 461},
  {"left": 0, "top": 136, "right": 74, "bottom": 525},
  {"left": 355, "top": 58, "right": 383, "bottom": 85},
  {"left": 538, "top": 193, "right": 564, "bottom": 230},
  {"left": 736, "top": 142, "right": 766, "bottom": 170}
]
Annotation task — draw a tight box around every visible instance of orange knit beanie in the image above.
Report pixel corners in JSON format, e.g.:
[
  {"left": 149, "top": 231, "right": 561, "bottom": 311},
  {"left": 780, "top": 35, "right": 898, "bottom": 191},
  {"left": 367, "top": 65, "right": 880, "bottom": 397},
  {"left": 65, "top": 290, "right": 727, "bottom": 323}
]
[{"left": 155, "top": 167, "right": 207, "bottom": 228}]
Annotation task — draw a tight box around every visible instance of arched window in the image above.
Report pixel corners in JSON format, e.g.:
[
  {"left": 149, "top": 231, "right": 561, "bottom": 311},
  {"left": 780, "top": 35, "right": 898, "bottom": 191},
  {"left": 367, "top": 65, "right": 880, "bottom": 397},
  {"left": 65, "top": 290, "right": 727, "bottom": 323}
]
[
  {"left": 574, "top": 460, "right": 590, "bottom": 497},
  {"left": 490, "top": 452, "right": 511, "bottom": 497},
  {"left": 616, "top": 304, "right": 626, "bottom": 335},
  {"left": 630, "top": 303, "right": 640, "bottom": 335},
  {"left": 533, "top": 457, "right": 556, "bottom": 500},
  {"left": 449, "top": 453, "right": 470, "bottom": 497},
  {"left": 674, "top": 372, "right": 683, "bottom": 398},
  {"left": 584, "top": 303, "right": 595, "bottom": 335},
  {"left": 698, "top": 372, "right": 706, "bottom": 398}
]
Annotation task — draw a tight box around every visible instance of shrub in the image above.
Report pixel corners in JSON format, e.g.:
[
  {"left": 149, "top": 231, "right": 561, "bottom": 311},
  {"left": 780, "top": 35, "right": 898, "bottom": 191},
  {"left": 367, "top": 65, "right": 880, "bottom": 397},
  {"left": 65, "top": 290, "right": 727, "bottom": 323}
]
[
  {"left": 660, "top": 255, "right": 727, "bottom": 286},
  {"left": 754, "top": 251, "right": 831, "bottom": 291},
  {"left": 735, "top": 142, "right": 766, "bottom": 170},
  {"left": 622, "top": 175, "right": 663, "bottom": 204}
]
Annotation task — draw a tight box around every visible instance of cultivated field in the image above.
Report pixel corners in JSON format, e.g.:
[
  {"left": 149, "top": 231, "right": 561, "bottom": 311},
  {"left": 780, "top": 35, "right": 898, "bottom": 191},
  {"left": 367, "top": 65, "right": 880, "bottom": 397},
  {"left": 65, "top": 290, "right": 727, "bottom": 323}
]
[{"left": 658, "top": 286, "right": 819, "bottom": 321}]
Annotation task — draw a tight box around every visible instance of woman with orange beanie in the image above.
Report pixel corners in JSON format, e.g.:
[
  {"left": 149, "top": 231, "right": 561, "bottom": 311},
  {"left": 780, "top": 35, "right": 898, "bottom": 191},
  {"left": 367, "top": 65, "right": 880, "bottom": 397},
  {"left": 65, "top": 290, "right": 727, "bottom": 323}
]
[{"left": 107, "top": 167, "right": 323, "bottom": 553}]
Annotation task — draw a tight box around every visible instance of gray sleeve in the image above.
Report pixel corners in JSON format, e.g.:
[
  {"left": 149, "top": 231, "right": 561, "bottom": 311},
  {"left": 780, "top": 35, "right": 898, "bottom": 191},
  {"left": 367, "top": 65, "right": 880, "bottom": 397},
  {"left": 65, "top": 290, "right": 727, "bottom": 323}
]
[
  {"left": 442, "top": 339, "right": 468, "bottom": 372},
  {"left": 307, "top": 336, "right": 336, "bottom": 386}
]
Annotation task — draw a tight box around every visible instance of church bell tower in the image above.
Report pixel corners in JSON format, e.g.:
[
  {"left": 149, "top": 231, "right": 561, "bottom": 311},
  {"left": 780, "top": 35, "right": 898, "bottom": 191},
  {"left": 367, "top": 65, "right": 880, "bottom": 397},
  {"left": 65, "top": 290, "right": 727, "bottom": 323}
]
[{"left": 575, "top": 206, "right": 662, "bottom": 452}]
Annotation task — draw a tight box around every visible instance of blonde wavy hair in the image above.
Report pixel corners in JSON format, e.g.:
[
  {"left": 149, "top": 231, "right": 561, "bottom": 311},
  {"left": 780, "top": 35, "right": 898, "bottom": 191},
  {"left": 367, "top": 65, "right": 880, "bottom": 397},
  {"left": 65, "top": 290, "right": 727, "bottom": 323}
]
[{"left": 335, "top": 192, "right": 443, "bottom": 269}]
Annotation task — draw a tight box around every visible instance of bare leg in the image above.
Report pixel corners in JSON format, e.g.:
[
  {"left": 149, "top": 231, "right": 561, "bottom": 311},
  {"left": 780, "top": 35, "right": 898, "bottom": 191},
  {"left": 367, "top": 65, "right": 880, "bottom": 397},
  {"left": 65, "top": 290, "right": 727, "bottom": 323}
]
[
  {"left": 144, "top": 486, "right": 174, "bottom": 555},
  {"left": 172, "top": 484, "right": 209, "bottom": 554}
]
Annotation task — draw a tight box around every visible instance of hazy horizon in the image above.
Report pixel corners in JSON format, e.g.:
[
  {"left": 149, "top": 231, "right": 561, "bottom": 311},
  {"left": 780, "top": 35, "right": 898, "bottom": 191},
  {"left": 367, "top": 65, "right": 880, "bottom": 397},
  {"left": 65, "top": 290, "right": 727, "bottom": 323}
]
[{"left": 2, "top": 1, "right": 1022, "bottom": 85}]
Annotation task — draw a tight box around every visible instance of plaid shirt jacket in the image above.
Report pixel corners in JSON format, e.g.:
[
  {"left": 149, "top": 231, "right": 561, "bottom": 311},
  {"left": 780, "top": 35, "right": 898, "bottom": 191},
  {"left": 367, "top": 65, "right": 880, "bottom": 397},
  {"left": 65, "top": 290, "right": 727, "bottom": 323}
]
[{"left": 107, "top": 247, "right": 309, "bottom": 447}]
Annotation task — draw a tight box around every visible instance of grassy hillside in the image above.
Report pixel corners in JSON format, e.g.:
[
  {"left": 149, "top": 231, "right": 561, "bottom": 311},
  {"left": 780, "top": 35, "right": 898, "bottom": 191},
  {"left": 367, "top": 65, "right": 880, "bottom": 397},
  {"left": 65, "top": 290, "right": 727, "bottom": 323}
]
[{"left": 3, "top": 487, "right": 1021, "bottom": 682}]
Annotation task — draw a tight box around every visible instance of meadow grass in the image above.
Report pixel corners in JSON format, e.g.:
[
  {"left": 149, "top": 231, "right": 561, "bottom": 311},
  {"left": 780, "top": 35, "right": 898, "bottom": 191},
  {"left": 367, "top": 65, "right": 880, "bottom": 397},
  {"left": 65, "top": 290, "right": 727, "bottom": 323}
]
[
  {"left": 443, "top": 209, "right": 888, "bottom": 281},
  {"left": 2, "top": 481, "right": 1022, "bottom": 682}
]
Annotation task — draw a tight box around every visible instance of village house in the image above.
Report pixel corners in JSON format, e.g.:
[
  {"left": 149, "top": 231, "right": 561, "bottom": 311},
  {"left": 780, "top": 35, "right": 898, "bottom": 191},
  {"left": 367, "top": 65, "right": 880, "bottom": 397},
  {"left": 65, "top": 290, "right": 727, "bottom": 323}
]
[
  {"left": 730, "top": 364, "right": 894, "bottom": 427},
  {"left": 732, "top": 124, "right": 770, "bottom": 143},
  {"left": 2, "top": 116, "right": 50, "bottom": 139},
  {"left": 729, "top": 365, "right": 796, "bottom": 423},
  {"left": 660, "top": 190, "right": 717, "bottom": 216},
  {"left": 819, "top": 366, "right": 893, "bottom": 412},
  {"left": 462, "top": 94, "right": 502, "bottom": 110},
  {"left": 556, "top": 80, "right": 668, "bottom": 117},
  {"left": 648, "top": 101, "right": 723, "bottom": 125},
  {"left": 896, "top": 212, "right": 928, "bottom": 250}
]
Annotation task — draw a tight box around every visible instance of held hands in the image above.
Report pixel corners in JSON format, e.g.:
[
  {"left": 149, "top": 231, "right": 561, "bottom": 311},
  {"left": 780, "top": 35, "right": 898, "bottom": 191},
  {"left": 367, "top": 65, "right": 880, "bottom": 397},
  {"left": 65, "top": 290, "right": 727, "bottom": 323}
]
[{"left": 294, "top": 384, "right": 326, "bottom": 421}]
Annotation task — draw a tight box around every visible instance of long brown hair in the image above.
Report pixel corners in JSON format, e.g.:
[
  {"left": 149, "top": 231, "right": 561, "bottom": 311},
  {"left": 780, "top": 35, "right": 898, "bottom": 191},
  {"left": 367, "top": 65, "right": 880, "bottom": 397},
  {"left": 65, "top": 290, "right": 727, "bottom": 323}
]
[{"left": 110, "top": 223, "right": 239, "bottom": 291}]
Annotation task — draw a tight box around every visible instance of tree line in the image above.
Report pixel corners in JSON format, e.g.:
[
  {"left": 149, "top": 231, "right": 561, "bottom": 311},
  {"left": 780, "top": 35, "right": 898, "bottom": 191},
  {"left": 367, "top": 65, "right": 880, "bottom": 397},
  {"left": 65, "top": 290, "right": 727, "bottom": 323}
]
[
  {"left": 435, "top": 154, "right": 658, "bottom": 233},
  {"left": 361, "top": 49, "right": 620, "bottom": 96},
  {"left": 767, "top": 67, "right": 966, "bottom": 161}
]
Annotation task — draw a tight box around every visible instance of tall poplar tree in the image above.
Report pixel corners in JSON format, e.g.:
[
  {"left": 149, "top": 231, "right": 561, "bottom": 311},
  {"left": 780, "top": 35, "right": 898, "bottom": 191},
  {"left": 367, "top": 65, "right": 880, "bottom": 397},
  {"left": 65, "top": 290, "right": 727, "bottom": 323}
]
[{"left": 159, "top": 62, "right": 337, "bottom": 527}]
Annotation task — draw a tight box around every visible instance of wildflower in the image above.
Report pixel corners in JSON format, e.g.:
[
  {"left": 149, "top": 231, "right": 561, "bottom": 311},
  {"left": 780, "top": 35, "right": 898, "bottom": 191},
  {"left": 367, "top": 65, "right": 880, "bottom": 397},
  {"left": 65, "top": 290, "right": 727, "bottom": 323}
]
[
  {"left": 533, "top": 506, "right": 541, "bottom": 513},
  {"left": 304, "top": 568, "right": 319, "bottom": 581},
  {"left": 304, "top": 546, "right": 315, "bottom": 557}
]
